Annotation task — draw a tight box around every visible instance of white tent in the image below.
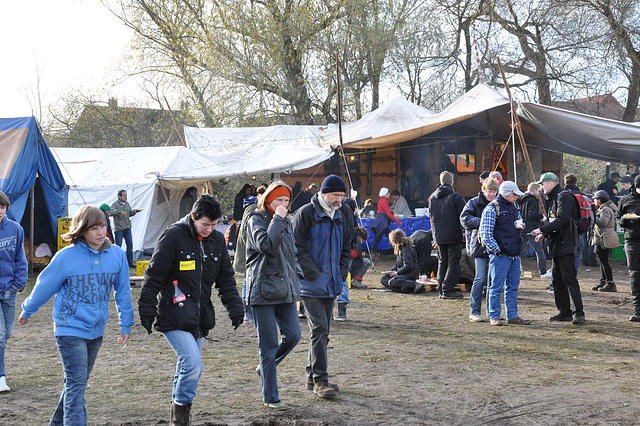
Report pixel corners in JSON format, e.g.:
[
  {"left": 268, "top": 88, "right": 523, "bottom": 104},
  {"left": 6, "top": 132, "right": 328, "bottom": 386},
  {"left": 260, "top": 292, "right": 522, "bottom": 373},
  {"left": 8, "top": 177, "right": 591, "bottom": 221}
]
[
  {"left": 52, "top": 146, "right": 223, "bottom": 259},
  {"left": 184, "top": 124, "right": 333, "bottom": 177}
]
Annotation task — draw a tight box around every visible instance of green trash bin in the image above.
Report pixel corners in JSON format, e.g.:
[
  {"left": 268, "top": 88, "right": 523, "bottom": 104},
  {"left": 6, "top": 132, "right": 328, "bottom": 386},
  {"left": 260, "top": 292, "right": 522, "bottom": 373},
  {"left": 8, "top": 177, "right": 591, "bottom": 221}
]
[{"left": 611, "top": 232, "right": 626, "bottom": 260}]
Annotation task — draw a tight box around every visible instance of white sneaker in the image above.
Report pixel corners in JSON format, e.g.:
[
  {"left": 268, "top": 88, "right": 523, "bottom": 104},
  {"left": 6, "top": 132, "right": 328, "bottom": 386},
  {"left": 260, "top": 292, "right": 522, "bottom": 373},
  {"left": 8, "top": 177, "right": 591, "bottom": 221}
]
[
  {"left": 0, "top": 376, "right": 10, "bottom": 392},
  {"left": 469, "top": 315, "right": 484, "bottom": 323},
  {"left": 540, "top": 271, "right": 552, "bottom": 279}
]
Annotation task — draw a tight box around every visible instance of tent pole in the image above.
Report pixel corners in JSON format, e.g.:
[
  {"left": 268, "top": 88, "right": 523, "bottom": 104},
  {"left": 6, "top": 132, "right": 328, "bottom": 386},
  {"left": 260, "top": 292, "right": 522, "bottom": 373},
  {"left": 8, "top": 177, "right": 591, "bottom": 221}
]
[
  {"left": 497, "top": 57, "right": 546, "bottom": 219},
  {"left": 29, "top": 185, "right": 34, "bottom": 274}
]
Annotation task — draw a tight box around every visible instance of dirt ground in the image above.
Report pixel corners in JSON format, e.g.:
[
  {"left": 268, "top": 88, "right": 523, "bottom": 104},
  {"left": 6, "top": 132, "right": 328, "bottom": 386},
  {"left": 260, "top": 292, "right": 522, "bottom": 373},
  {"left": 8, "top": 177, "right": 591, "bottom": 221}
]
[{"left": 2, "top": 254, "right": 640, "bottom": 425}]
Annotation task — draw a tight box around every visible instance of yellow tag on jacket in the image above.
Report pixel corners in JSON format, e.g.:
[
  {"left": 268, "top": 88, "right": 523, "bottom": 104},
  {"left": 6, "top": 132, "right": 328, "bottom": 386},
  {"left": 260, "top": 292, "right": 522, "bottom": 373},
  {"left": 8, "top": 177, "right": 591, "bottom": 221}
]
[{"left": 179, "top": 260, "right": 196, "bottom": 271}]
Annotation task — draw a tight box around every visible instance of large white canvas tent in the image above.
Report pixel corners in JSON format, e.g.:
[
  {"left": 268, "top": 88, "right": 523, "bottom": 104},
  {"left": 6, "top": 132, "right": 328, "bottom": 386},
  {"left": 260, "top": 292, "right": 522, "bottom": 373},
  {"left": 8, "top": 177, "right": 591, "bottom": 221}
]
[{"left": 52, "top": 146, "right": 225, "bottom": 259}]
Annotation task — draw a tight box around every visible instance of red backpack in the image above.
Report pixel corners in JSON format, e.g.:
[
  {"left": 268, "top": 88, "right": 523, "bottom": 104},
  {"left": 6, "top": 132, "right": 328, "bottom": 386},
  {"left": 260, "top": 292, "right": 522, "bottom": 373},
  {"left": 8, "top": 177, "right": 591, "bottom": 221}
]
[{"left": 573, "top": 193, "right": 594, "bottom": 234}]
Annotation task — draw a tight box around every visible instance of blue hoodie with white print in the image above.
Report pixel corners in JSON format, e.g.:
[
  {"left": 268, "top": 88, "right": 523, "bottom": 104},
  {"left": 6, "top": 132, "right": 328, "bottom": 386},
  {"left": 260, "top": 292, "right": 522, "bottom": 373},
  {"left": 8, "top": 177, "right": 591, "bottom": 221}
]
[
  {"left": 0, "top": 216, "right": 28, "bottom": 293},
  {"left": 20, "top": 239, "right": 134, "bottom": 339}
]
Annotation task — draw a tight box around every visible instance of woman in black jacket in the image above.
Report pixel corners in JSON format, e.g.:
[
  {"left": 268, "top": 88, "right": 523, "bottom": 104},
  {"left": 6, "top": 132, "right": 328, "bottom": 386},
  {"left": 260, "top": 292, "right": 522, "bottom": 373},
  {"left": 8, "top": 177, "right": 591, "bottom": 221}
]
[
  {"left": 381, "top": 229, "right": 422, "bottom": 293},
  {"left": 245, "top": 181, "right": 302, "bottom": 411},
  {"left": 138, "top": 194, "right": 244, "bottom": 425}
]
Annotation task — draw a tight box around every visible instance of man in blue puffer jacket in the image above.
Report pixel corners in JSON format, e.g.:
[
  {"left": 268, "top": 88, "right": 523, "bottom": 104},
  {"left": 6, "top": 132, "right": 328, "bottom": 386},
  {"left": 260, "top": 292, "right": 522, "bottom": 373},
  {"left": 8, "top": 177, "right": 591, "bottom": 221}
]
[
  {"left": 292, "top": 175, "right": 351, "bottom": 399},
  {"left": 0, "top": 191, "right": 28, "bottom": 392}
]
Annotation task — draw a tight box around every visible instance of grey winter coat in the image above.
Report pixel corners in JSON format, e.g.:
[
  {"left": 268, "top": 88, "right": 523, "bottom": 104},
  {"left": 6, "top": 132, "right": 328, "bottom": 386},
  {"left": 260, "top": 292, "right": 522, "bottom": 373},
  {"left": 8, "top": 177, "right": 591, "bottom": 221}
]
[
  {"left": 591, "top": 200, "right": 618, "bottom": 247},
  {"left": 245, "top": 209, "right": 302, "bottom": 306}
]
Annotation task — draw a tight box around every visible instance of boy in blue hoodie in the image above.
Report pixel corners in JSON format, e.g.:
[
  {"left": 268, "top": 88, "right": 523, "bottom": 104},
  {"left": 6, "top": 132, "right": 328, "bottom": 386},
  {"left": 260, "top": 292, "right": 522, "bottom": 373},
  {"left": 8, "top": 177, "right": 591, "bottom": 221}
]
[
  {"left": 0, "top": 191, "right": 28, "bottom": 392},
  {"left": 19, "top": 205, "right": 134, "bottom": 425}
]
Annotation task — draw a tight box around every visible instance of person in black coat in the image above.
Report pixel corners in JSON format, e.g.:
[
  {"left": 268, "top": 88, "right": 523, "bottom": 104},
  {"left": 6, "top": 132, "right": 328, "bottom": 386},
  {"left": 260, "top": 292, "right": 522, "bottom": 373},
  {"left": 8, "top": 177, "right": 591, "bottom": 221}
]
[
  {"left": 531, "top": 172, "right": 585, "bottom": 324},
  {"left": 410, "top": 230, "right": 438, "bottom": 277},
  {"left": 233, "top": 184, "right": 253, "bottom": 220},
  {"left": 520, "top": 183, "right": 549, "bottom": 277},
  {"left": 597, "top": 172, "right": 620, "bottom": 205},
  {"left": 138, "top": 194, "right": 244, "bottom": 423},
  {"left": 381, "top": 229, "right": 422, "bottom": 293},
  {"left": 618, "top": 174, "right": 640, "bottom": 321},
  {"left": 428, "top": 171, "right": 466, "bottom": 299}
]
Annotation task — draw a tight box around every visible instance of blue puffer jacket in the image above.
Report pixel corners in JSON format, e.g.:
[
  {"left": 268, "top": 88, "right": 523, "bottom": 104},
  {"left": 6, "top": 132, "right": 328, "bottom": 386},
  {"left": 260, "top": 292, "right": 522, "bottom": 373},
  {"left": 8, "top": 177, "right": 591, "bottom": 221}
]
[
  {"left": 460, "top": 192, "right": 490, "bottom": 258},
  {"left": 21, "top": 240, "right": 134, "bottom": 339},
  {"left": 0, "top": 217, "right": 28, "bottom": 293},
  {"left": 292, "top": 194, "right": 350, "bottom": 298}
]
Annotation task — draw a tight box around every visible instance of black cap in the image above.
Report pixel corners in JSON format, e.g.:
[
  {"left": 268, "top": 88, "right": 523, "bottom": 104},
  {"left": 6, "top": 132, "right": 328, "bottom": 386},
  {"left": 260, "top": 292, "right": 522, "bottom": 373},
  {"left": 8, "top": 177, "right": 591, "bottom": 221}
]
[
  {"left": 635, "top": 174, "right": 640, "bottom": 188},
  {"left": 480, "top": 171, "right": 490, "bottom": 179},
  {"left": 621, "top": 176, "right": 633, "bottom": 184},
  {"left": 611, "top": 172, "right": 621, "bottom": 179}
]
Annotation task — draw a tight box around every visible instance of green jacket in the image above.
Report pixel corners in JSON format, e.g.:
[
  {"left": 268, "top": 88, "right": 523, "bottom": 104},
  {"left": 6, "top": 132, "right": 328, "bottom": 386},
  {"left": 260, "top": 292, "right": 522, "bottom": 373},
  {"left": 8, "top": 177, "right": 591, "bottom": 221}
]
[{"left": 110, "top": 201, "right": 138, "bottom": 232}]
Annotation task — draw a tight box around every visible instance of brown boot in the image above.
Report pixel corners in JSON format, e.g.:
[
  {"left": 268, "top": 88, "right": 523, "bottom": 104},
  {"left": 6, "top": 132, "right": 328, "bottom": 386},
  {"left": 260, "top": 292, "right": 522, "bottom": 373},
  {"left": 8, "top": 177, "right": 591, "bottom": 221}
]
[
  {"left": 313, "top": 380, "right": 337, "bottom": 398},
  {"left": 170, "top": 402, "right": 191, "bottom": 426}
]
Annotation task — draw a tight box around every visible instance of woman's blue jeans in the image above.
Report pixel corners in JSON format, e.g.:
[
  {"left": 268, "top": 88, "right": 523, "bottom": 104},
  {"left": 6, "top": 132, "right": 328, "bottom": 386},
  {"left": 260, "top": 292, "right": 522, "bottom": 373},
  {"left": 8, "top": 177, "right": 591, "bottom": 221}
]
[
  {"left": 469, "top": 257, "right": 489, "bottom": 316},
  {"left": 253, "top": 303, "right": 301, "bottom": 403},
  {"left": 49, "top": 336, "right": 103, "bottom": 426},
  {"left": 163, "top": 330, "right": 205, "bottom": 405}
]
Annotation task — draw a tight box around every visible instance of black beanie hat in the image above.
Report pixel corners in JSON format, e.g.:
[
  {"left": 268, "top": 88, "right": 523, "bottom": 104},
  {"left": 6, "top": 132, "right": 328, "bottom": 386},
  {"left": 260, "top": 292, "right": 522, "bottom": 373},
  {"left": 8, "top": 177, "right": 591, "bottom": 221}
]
[
  {"left": 320, "top": 175, "right": 347, "bottom": 194},
  {"left": 634, "top": 174, "right": 640, "bottom": 188}
]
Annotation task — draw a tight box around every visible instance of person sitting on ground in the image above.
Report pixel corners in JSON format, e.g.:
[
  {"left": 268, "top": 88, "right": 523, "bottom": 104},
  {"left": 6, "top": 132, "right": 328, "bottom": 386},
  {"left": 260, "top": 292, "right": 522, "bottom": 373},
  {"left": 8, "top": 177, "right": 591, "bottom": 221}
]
[
  {"left": 349, "top": 226, "right": 371, "bottom": 289},
  {"left": 410, "top": 229, "right": 438, "bottom": 278},
  {"left": 390, "top": 189, "right": 413, "bottom": 217},
  {"left": 590, "top": 190, "right": 618, "bottom": 292},
  {"left": 380, "top": 229, "right": 423, "bottom": 293}
]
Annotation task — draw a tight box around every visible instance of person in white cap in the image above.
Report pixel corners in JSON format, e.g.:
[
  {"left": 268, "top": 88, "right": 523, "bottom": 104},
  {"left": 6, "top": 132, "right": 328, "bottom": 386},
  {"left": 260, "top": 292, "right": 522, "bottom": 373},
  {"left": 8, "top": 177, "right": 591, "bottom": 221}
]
[
  {"left": 370, "top": 187, "right": 402, "bottom": 259},
  {"left": 479, "top": 181, "right": 530, "bottom": 326}
]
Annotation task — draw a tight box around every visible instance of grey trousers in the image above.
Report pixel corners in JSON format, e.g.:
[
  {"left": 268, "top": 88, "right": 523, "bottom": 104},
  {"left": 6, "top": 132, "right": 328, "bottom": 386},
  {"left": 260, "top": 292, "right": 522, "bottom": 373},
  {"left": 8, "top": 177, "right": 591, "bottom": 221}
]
[{"left": 300, "top": 296, "right": 335, "bottom": 383}]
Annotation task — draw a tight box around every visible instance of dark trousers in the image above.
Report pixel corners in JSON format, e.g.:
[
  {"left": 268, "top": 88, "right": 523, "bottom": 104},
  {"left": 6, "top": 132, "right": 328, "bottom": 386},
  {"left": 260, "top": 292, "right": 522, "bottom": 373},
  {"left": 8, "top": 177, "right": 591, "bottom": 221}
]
[
  {"left": 381, "top": 274, "right": 417, "bottom": 293},
  {"left": 300, "top": 296, "right": 334, "bottom": 383},
  {"left": 594, "top": 245, "right": 613, "bottom": 282},
  {"left": 372, "top": 227, "right": 390, "bottom": 254},
  {"left": 624, "top": 242, "right": 640, "bottom": 314},
  {"left": 437, "top": 243, "right": 461, "bottom": 293},
  {"left": 552, "top": 253, "right": 584, "bottom": 316}
]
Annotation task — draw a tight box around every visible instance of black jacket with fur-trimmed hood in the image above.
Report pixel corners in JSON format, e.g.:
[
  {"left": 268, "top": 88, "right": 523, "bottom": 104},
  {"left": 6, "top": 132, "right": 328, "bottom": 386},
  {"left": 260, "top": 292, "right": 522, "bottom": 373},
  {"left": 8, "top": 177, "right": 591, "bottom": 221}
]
[{"left": 139, "top": 215, "right": 243, "bottom": 338}]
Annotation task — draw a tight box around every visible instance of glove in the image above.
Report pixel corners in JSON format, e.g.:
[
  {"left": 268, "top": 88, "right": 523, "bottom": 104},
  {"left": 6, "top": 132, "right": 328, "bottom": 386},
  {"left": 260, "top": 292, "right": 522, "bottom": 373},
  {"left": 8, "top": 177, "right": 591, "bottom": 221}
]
[
  {"left": 231, "top": 315, "right": 244, "bottom": 330},
  {"left": 140, "top": 316, "right": 154, "bottom": 335},
  {"left": 542, "top": 215, "right": 547, "bottom": 222}
]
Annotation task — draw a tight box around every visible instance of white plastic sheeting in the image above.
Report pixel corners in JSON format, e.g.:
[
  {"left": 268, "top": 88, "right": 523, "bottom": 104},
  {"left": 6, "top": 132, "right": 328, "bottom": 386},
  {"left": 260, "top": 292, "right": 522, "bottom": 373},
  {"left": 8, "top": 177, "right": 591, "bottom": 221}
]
[
  {"left": 52, "top": 146, "right": 222, "bottom": 259},
  {"left": 184, "top": 124, "right": 333, "bottom": 176}
]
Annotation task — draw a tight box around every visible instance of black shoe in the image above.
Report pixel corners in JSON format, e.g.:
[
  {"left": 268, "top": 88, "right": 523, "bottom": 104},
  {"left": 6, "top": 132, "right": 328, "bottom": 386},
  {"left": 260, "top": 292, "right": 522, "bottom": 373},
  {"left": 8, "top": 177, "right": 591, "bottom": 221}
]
[
  {"left": 572, "top": 314, "right": 586, "bottom": 324},
  {"left": 549, "top": 314, "right": 573, "bottom": 322},
  {"left": 413, "top": 283, "right": 425, "bottom": 293},
  {"left": 630, "top": 314, "right": 640, "bottom": 322},
  {"left": 441, "top": 291, "right": 463, "bottom": 299}
]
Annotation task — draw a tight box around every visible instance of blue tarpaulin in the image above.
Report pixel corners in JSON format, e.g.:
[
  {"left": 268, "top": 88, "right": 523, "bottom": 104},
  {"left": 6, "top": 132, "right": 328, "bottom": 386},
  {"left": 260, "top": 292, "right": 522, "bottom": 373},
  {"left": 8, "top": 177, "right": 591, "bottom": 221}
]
[{"left": 0, "top": 117, "right": 67, "bottom": 243}]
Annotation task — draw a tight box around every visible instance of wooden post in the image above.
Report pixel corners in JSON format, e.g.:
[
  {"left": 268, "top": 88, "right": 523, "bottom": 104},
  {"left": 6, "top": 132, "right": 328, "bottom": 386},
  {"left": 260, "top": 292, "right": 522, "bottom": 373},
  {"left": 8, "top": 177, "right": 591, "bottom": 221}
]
[{"left": 497, "top": 57, "right": 547, "bottom": 219}]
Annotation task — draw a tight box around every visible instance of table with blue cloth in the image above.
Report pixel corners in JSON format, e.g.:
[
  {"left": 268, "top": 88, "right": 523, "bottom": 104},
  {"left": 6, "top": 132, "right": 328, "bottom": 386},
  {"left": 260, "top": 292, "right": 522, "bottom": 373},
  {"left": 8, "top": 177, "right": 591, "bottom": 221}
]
[{"left": 357, "top": 216, "right": 431, "bottom": 251}]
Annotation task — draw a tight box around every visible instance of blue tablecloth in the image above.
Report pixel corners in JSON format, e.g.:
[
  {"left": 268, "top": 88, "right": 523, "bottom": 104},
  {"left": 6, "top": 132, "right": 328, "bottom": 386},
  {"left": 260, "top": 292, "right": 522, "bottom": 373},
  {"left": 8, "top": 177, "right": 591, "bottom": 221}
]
[{"left": 357, "top": 216, "right": 431, "bottom": 251}]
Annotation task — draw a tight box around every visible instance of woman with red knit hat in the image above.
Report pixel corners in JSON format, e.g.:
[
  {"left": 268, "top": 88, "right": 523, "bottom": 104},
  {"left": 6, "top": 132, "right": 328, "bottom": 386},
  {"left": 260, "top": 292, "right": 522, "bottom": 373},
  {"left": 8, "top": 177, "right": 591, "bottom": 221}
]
[{"left": 245, "top": 180, "right": 302, "bottom": 411}]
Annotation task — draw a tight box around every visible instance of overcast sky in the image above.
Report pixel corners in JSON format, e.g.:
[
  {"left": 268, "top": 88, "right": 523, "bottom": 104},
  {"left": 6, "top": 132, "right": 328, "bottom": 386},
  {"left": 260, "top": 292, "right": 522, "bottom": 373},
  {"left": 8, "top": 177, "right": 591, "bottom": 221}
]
[{"left": 0, "top": 0, "right": 134, "bottom": 118}]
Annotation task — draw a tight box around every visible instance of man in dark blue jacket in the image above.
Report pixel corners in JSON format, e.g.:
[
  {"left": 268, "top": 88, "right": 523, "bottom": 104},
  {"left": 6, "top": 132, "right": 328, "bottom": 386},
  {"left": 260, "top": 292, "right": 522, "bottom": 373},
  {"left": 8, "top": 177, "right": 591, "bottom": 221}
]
[
  {"left": 292, "top": 175, "right": 350, "bottom": 399},
  {"left": 429, "top": 171, "right": 466, "bottom": 299}
]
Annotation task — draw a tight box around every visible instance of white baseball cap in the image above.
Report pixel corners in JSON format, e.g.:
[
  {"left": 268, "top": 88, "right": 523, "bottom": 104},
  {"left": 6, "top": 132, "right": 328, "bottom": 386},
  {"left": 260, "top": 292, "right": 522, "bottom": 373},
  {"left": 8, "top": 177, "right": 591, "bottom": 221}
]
[{"left": 499, "top": 181, "right": 524, "bottom": 197}]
